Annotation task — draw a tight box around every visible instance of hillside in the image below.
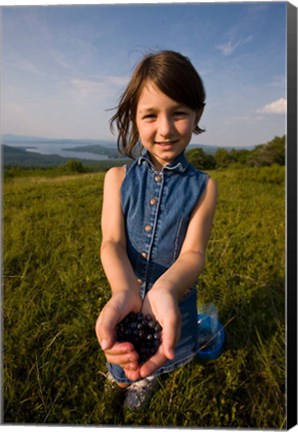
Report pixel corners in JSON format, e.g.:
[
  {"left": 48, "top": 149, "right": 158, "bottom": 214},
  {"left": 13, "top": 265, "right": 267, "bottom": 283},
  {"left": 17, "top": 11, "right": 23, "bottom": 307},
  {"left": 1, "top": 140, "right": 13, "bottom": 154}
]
[
  {"left": 2, "top": 144, "right": 113, "bottom": 168},
  {"left": 2, "top": 134, "right": 256, "bottom": 169},
  {"left": 3, "top": 166, "right": 285, "bottom": 427},
  {"left": 63, "top": 144, "right": 121, "bottom": 158},
  {"left": 1, "top": 134, "right": 122, "bottom": 167},
  {"left": 2, "top": 145, "right": 69, "bottom": 167}
]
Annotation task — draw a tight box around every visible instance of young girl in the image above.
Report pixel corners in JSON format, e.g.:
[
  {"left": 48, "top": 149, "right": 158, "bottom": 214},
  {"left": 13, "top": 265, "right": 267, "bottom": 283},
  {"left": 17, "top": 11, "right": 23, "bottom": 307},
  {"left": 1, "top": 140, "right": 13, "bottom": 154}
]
[{"left": 95, "top": 50, "right": 217, "bottom": 411}]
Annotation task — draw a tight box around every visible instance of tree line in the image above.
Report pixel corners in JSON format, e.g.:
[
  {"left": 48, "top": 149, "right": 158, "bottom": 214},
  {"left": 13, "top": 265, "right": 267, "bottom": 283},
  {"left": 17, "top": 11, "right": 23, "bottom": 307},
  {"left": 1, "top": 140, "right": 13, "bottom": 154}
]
[{"left": 186, "top": 135, "right": 285, "bottom": 170}]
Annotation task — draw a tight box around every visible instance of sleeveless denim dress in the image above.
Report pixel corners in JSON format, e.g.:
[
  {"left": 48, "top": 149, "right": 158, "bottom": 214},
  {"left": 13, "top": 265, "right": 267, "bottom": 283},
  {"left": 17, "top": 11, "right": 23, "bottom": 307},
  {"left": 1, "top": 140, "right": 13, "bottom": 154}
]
[{"left": 107, "top": 150, "right": 209, "bottom": 383}]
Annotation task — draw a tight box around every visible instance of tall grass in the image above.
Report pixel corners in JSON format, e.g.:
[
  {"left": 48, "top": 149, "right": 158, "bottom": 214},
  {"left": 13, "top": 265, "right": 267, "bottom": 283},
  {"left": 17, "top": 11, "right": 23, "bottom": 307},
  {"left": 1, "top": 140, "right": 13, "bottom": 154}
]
[{"left": 3, "top": 166, "right": 285, "bottom": 427}]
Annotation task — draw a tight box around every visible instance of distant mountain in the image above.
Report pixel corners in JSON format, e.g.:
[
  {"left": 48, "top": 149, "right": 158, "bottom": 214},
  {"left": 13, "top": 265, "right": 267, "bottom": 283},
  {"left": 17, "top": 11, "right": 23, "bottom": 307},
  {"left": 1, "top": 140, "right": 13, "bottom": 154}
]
[
  {"left": 2, "top": 134, "right": 255, "bottom": 154},
  {"left": 188, "top": 143, "right": 255, "bottom": 154},
  {"left": 2, "top": 134, "right": 256, "bottom": 167},
  {"left": 2, "top": 144, "right": 112, "bottom": 167},
  {"left": 61, "top": 142, "right": 220, "bottom": 157},
  {"left": 1, "top": 134, "right": 116, "bottom": 147},
  {"left": 2, "top": 145, "right": 69, "bottom": 167},
  {"left": 63, "top": 144, "right": 121, "bottom": 158},
  {"left": 188, "top": 144, "right": 218, "bottom": 154}
]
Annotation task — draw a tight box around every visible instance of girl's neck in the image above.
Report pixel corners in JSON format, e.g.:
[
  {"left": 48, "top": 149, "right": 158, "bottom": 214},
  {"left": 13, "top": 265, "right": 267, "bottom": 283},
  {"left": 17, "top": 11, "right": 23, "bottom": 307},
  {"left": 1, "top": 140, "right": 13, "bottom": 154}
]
[{"left": 147, "top": 150, "right": 184, "bottom": 172}]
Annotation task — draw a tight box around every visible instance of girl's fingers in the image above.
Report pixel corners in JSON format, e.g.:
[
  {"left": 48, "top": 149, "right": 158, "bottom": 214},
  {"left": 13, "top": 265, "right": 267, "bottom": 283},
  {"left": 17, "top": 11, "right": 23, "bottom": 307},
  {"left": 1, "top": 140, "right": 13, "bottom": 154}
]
[
  {"left": 123, "top": 366, "right": 142, "bottom": 381},
  {"left": 139, "top": 350, "right": 167, "bottom": 378},
  {"left": 105, "top": 342, "right": 139, "bottom": 366},
  {"left": 95, "top": 306, "right": 118, "bottom": 350},
  {"left": 160, "top": 315, "right": 180, "bottom": 360}
]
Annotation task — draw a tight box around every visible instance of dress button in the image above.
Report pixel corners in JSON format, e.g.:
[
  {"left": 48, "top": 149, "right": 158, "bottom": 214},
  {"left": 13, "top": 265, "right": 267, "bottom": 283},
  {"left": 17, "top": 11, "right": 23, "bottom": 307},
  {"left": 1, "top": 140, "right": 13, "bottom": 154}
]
[
  {"left": 150, "top": 197, "right": 158, "bottom": 205},
  {"left": 154, "top": 175, "right": 162, "bottom": 182},
  {"left": 144, "top": 224, "right": 152, "bottom": 232},
  {"left": 141, "top": 251, "right": 148, "bottom": 259}
]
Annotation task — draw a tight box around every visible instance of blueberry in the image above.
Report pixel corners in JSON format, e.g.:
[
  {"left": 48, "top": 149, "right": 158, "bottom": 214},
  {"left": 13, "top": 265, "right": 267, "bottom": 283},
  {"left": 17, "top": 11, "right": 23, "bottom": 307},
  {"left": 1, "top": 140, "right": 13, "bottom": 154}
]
[{"left": 116, "top": 312, "right": 162, "bottom": 364}]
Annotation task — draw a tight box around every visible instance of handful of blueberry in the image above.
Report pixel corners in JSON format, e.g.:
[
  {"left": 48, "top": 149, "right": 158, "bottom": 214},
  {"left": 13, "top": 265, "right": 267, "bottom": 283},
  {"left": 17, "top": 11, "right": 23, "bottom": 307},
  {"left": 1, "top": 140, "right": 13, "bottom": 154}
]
[{"left": 116, "top": 312, "right": 162, "bottom": 364}]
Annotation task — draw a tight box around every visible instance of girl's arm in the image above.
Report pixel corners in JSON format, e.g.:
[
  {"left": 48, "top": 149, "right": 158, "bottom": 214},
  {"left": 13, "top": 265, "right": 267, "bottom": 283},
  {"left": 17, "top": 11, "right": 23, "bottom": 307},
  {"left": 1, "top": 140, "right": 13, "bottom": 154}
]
[
  {"left": 151, "top": 177, "right": 217, "bottom": 298},
  {"left": 95, "top": 167, "right": 142, "bottom": 378},
  {"left": 140, "top": 177, "right": 217, "bottom": 378},
  {"left": 100, "top": 166, "right": 140, "bottom": 296}
]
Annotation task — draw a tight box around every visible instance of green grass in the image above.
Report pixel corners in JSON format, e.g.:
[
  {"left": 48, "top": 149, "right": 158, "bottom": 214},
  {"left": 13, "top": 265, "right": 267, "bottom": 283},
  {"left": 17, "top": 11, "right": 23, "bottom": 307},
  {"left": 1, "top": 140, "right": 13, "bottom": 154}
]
[{"left": 3, "top": 166, "right": 285, "bottom": 427}]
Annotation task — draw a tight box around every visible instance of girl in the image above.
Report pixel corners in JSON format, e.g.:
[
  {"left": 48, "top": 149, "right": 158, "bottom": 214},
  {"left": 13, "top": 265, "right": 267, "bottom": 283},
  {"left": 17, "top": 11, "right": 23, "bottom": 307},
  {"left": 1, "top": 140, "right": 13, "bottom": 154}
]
[{"left": 95, "top": 50, "right": 217, "bottom": 411}]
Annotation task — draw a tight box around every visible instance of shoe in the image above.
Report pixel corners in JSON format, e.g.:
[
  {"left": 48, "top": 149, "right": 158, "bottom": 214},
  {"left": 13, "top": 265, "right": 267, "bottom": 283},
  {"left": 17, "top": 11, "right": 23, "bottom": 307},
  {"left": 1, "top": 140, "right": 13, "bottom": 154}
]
[{"left": 123, "top": 375, "right": 160, "bottom": 412}]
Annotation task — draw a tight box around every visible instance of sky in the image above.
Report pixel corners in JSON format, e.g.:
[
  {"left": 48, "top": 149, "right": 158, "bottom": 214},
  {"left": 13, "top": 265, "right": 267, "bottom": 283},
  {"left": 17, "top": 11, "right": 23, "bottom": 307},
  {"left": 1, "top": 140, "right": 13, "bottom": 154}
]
[{"left": 1, "top": 1, "right": 289, "bottom": 148}]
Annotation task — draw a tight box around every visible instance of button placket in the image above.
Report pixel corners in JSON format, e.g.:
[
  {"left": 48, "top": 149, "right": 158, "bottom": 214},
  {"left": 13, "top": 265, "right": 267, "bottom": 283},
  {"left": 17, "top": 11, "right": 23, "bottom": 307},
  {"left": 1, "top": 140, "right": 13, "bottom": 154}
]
[
  {"left": 123, "top": 154, "right": 208, "bottom": 303},
  {"left": 141, "top": 172, "right": 164, "bottom": 287}
]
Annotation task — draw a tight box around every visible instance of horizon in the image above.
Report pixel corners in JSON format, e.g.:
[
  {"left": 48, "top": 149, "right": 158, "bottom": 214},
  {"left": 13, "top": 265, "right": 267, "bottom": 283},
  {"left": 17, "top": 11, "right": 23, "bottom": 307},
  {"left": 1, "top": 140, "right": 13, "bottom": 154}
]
[
  {"left": 2, "top": 132, "right": 261, "bottom": 150},
  {"left": 2, "top": 2, "right": 287, "bottom": 149}
]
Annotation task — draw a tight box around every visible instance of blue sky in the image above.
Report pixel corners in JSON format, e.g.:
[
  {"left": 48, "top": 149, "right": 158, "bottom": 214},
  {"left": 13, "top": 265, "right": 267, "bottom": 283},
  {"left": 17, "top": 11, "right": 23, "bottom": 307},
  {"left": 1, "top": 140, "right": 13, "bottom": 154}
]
[{"left": 1, "top": 1, "right": 288, "bottom": 148}]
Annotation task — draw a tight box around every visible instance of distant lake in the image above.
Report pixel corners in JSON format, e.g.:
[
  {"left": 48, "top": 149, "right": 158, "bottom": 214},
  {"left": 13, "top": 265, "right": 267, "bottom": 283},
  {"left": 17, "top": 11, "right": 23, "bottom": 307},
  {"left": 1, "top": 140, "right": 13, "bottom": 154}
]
[{"left": 7, "top": 142, "right": 110, "bottom": 161}]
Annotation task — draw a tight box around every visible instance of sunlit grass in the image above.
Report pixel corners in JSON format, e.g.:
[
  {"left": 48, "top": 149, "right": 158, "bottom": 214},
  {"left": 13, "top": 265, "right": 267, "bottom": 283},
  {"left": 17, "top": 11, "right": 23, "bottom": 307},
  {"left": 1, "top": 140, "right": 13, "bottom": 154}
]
[{"left": 3, "top": 166, "right": 285, "bottom": 427}]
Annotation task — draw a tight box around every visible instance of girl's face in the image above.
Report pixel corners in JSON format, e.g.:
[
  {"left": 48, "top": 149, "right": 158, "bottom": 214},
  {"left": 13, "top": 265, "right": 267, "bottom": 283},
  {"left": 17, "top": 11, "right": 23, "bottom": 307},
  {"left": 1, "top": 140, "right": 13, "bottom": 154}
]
[{"left": 136, "top": 80, "right": 202, "bottom": 170}]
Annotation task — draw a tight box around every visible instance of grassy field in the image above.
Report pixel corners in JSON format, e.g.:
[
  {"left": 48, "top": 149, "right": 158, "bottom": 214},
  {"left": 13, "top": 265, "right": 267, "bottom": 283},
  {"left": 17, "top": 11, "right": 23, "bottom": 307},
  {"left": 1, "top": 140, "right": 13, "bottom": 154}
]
[{"left": 3, "top": 165, "right": 285, "bottom": 427}]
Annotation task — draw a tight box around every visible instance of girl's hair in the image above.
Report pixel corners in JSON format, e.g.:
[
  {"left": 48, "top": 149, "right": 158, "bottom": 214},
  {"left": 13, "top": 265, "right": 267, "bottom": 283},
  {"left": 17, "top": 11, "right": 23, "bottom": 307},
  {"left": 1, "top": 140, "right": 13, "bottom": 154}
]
[{"left": 110, "top": 50, "right": 206, "bottom": 159}]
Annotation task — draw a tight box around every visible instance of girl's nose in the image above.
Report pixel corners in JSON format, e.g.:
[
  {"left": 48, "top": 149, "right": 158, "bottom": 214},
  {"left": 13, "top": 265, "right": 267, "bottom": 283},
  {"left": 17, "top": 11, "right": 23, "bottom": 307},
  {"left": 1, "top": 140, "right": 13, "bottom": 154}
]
[{"left": 158, "top": 115, "right": 174, "bottom": 137}]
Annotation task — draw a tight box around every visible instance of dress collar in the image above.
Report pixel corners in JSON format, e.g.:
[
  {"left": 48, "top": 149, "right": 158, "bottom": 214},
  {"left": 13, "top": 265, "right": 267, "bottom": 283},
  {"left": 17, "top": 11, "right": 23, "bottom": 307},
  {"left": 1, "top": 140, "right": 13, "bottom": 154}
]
[{"left": 137, "top": 150, "right": 189, "bottom": 173}]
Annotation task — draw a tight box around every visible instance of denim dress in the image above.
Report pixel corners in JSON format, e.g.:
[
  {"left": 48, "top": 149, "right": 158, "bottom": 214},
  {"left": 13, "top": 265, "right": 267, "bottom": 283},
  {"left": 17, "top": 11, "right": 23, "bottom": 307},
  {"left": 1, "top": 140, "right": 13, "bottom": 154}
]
[{"left": 107, "top": 150, "right": 209, "bottom": 383}]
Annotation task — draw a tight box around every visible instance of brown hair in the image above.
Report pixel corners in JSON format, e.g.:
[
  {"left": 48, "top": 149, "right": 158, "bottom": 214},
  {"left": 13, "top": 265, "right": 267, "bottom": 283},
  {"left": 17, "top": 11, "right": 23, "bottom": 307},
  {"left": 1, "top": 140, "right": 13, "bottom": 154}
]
[{"left": 110, "top": 50, "right": 206, "bottom": 158}]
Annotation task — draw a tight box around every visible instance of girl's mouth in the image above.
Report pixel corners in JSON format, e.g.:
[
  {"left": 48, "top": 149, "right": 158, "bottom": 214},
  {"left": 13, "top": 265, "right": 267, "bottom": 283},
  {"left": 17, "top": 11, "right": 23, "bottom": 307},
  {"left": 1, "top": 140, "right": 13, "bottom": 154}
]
[{"left": 155, "top": 140, "right": 178, "bottom": 147}]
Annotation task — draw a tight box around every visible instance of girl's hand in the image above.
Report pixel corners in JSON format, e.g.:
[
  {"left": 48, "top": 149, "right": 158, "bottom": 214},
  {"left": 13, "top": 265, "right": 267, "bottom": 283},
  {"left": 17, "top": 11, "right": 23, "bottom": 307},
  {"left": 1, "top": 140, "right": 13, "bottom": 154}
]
[
  {"left": 139, "top": 284, "right": 181, "bottom": 378},
  {"left": 95, "top": 290, "right": 142, "bottom": 374}
]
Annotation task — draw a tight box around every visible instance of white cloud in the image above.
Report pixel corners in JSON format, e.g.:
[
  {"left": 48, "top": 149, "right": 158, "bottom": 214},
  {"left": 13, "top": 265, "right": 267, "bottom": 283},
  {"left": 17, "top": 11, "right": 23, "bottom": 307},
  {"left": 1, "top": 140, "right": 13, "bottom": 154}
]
[
  {"left": 217, "top": 40, "right": 240, "bottom": 56},
  {"left": 69, "top": 75, "right": 128, "bottom": 101},
  {"left": 224, "top": 115, "right": 251, "bottom": 125},
  {"left": 70, "top": 78, "right": 105, "bottom": 98},
  {"left": 16, "top": 59, "right": 40, "bottom": 74},
  {"left": 217, "top": 35, "right": 253, "bottom": 56},
  {"left": 257, "top": 98, "right": 287, "bottom": 115},
  {"left": 269, "top": 75, "right": 286, "bottom": 88},
  {"left": 224, "top": 114, "right": 265, "bottom": 126},
  {"left": 50, "top": 49, "right": 73, "bottom": 70}
]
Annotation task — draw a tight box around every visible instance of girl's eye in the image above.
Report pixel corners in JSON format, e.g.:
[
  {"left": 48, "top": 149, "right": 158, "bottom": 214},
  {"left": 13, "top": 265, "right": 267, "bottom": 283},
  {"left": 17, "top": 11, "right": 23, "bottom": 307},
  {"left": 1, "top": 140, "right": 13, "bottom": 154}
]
[
  {"left": 142, "top": 113, "right": 156, "bottom": 119},
  {"left": 143, "top": 114, "right": 156, "bottom": 120},
  {"left": 174, "top": 111, "right": 188, "bottom": 117}
]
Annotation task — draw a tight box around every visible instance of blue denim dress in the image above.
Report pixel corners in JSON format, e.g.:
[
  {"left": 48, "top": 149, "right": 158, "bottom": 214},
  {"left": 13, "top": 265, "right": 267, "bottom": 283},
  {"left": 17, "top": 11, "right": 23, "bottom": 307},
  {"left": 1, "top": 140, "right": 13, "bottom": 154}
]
[{"left": 107, "top": 150, "right": 209, "bottom": 383}]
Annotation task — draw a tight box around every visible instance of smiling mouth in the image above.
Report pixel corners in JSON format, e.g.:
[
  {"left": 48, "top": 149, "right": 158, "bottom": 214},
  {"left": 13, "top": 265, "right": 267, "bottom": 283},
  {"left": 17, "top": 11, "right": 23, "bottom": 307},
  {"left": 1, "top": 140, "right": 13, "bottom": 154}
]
[{"left": 155, "top": 140, "right": 178, "bottom": 146}]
